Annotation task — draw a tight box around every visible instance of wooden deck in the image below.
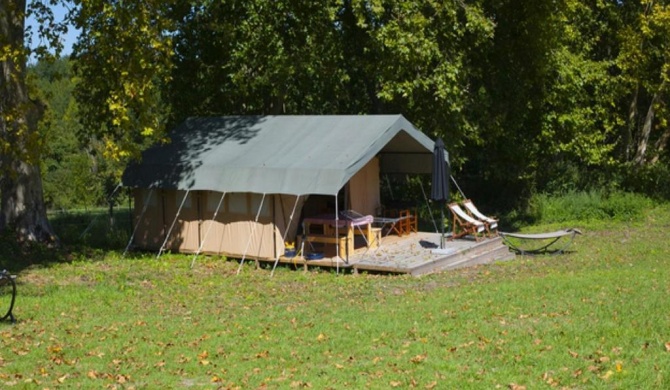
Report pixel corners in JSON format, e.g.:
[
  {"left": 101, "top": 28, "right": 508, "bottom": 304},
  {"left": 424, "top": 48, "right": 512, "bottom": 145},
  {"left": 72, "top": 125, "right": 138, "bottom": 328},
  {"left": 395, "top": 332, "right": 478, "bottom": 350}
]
[{"left": 270, "top": 232, "right": 516, "bottom": 276}]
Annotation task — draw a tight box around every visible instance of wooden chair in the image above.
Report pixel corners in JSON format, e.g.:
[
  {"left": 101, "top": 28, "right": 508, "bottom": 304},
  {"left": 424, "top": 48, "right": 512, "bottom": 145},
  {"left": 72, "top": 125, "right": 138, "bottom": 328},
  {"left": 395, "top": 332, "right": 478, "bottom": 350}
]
[
  {"left": 399, "top": 209, "right": 418, "bottom": 234},
  {"left": 462, "top": 199, "right": 498, "bottom": 236},
  {"left": 447, "top": 203, "right": 486, "bottom": 241}
]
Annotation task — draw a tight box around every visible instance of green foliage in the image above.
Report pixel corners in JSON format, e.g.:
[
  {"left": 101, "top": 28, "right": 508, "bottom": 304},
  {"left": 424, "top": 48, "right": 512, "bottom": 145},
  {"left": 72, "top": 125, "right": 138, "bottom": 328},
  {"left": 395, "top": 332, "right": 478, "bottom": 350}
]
[
  {"left": 527, "top": 191, "right": 654, "bottom": 226},
  {"left": 28, "top": 58, "right": 103, "bottom": 210},
  {"left": 72, "top": 0, "right": 175, "bottom": 171},
  {"left": 621, "top": 160, "right": 670, "bottom": 200},
  {"left": 48, "top": 208, "right": 132, "bottom": 250},
  {"left": 23, "top": 0, "right": 670, "bottom": 227},
  {"left": 1, "top": 204, "right": 669, "bottom": 388}
]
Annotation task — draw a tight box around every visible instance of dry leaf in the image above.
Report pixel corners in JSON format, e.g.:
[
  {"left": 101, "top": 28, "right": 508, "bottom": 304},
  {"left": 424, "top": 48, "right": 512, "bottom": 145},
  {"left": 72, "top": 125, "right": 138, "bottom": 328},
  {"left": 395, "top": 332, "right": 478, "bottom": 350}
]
[
  {"left": 390, "top": 381, "right": 402, "bottom": 387},
  {"left": 665, "top": 342, "right": 670, "bottom": 352},
  {"left": 410, "top": 354, "right": 427, "bottom": 363},
  {"left": 508, "top": 384, "right": 526, "bottom": 390},
  {"left": 316, "top": 333, "right": 327, "bottom": 342},
  {"left": 425, "top": 381, "right": 438, "bottom": 389},
  {"left": 256, "top": 350, "right": 269, "bottom": 358},
  {"left": 568, "top": 350, "right": 579, "bottom": 358}
]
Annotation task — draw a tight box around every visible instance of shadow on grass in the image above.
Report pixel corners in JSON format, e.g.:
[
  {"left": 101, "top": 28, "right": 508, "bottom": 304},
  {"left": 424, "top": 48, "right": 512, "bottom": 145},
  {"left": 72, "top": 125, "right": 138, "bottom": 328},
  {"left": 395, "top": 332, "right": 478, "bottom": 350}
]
[{"left": 0, "top": 209, "right": 135, "bottom": 274}]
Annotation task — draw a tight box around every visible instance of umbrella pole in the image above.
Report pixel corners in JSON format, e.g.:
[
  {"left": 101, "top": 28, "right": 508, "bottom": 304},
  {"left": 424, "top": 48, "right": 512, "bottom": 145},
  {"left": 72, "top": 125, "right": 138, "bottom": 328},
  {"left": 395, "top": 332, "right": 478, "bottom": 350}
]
[{"left": 440, "top": 202, "right": 445, "bottom": 249}]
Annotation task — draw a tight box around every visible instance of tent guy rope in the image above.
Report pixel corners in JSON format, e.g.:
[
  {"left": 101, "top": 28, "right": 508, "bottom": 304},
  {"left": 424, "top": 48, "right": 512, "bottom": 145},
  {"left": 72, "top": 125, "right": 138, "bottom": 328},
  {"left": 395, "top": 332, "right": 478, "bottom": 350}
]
[
  {"left": 237, "top": 193, "right": 266, "bottom": 275},
  {"left": 190, "top": 192, "right": 227, "bottom": 269},
  {"left": 157, "top": 189, "right": 191, "bottom": 259},
  {"left": 123, "top": 188, "right": 154, "bottom": 257}
]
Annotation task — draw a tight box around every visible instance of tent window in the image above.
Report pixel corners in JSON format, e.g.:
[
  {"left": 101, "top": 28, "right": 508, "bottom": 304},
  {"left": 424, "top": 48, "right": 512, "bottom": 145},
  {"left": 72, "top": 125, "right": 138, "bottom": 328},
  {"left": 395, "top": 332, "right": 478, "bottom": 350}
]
[{"left": 250, "top": 193, "right": 271, "bottom": 218}]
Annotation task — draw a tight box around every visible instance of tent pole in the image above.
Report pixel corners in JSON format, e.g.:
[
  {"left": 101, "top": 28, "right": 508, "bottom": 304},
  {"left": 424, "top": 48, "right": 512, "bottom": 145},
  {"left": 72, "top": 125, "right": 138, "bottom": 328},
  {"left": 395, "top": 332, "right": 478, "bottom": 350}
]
[
  {"left": 271, "top": 195, "right": 301, "bottom": 276},
  {"left": 157, "top": 189, "right": 190, "bottom": 259},
  {"left": 123, "top": 187, "right": 154, "bottom": 257},
  {"left": 190, "top": 191, "right": 226, "bottom": 269},
  {"left": 334, "top": 193, "right": 339, "bottom": 275},
  {"left": 237, "top": 193, "right": 266, "bottom": 275}
]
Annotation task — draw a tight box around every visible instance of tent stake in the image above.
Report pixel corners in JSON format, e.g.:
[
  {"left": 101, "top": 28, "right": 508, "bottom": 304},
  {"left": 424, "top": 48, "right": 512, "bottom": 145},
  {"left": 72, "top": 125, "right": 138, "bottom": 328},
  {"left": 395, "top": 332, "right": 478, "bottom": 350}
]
[
  {"left": 190, "top": 192, "right": 226, "bottom": 269},
  {"left": 123, "top": 188, "right": 154, "bottom": 257},
  {"left": 237, "top": 193, "right": 266, "bottom": 275},
  {"left": 157, "top": 189, "right": 190, "bottom": 259},
  {"left": 271, "top": 195, "right": 301, "bottom": 276}
]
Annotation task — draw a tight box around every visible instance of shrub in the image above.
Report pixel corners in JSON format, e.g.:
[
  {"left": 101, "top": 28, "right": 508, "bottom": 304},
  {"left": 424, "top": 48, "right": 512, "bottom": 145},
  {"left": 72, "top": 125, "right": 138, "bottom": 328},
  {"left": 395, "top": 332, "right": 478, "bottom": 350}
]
[{"left": 527, "top": 190, "right": 653, "bottom": 224}]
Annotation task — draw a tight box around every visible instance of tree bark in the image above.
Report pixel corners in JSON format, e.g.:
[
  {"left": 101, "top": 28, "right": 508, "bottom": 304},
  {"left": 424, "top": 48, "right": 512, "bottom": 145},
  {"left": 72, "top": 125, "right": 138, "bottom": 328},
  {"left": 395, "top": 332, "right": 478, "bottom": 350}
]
[
  {"left": 632, "top": 79, "right": 666, "bottom": 167},
  {"left": 0, "top": 0, "right": 57, "bottom": 243}
]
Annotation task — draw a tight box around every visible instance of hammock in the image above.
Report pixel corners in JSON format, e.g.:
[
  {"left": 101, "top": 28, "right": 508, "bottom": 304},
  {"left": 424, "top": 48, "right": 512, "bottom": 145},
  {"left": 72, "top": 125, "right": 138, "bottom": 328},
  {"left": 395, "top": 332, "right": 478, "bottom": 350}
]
[{"left": 500, "top": 228, "right": 582, "bottom": 255}]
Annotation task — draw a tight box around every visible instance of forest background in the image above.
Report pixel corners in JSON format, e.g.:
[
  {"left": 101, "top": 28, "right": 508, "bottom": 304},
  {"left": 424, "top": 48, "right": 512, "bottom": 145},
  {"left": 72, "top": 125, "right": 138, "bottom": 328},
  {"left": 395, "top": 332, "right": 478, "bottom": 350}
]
[{"left": 4, "top": 0, "right": 670, "bottom": 239}]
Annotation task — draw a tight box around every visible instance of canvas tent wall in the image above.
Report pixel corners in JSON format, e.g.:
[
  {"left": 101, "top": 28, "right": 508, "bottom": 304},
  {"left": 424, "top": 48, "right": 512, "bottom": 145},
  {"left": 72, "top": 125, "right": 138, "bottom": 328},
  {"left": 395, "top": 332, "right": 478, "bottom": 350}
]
[{"left": 122, "top": 115, "right": 445, "bottom": 259}]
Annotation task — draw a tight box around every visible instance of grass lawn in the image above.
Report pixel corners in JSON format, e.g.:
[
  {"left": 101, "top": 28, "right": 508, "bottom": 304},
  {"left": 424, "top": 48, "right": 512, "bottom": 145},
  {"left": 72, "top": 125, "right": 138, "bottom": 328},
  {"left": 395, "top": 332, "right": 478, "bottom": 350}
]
[{"left": 1, "top": 206, "right": 669, "bottom": 389}]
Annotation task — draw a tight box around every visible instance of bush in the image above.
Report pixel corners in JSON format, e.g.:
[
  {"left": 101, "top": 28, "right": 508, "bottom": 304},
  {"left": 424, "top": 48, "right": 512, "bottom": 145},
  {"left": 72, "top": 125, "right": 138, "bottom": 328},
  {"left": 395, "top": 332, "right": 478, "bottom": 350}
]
[
  {"left": 621, "top": 162, "right": 670, "bottom": 200},
  {"left": 527, "top": 190, "right": 653, "bottom": 224},
  {"left": 49, "top": 208, "right": 132, "bottom": 250}
]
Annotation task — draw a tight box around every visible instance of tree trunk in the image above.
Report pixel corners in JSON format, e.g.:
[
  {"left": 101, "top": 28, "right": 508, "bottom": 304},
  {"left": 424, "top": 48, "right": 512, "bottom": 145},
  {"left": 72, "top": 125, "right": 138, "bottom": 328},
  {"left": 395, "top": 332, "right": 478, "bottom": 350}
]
[
  {"left": 0, "top": 0, "right": 57, "bottom": 243},
  {"left": 632, "top": 80, "right": 666, "bottom": 167},
  {"left": 625, "top": 84, "right": 639, "bottom": 161}
]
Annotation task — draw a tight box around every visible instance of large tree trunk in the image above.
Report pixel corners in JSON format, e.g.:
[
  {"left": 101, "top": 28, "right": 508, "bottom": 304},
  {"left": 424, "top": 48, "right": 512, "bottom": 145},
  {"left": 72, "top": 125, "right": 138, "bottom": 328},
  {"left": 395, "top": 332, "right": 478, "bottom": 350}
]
[{"left": 0, "top": 0, "right": 57, "bottom": 243}]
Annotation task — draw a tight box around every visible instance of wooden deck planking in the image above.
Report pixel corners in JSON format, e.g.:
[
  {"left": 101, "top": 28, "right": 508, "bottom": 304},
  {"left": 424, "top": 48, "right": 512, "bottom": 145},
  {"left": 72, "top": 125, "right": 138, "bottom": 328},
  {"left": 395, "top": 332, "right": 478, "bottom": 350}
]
[{"left": 271, "top": 232, "right": 515, "bottom": 275}]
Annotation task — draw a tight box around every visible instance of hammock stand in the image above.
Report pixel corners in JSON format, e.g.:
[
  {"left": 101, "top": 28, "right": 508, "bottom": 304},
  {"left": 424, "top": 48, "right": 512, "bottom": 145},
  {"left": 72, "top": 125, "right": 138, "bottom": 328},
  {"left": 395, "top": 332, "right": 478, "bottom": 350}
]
[{"left": 500, "top": 228, "right": 582, "bottom": 255}]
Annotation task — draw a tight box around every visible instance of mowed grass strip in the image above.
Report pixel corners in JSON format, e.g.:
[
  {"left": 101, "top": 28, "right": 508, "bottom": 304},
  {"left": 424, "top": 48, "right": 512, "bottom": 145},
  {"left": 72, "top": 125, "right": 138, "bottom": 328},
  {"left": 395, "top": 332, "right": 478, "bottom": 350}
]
[{"left": 1, "top": 208, "right": 669, "bottom": 388}]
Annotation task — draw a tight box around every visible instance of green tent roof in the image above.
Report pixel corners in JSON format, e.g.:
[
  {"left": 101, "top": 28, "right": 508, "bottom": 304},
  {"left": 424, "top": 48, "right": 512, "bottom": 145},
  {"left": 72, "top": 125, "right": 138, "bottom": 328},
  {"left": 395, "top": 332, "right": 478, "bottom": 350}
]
[{"left": 122, "top": 115, "right": 445, "bottom": 196}]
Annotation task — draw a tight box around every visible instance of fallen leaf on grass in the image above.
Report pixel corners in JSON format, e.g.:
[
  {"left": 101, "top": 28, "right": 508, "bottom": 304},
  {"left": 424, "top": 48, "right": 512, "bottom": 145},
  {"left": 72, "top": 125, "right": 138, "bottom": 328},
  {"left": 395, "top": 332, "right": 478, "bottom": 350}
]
[
  {"left": 568, "top": 350, "right": 579, "bottom": 358},
  {"left": 410, "top": 354, "right": 427, "bottom": 363},
  {"left": 390, "top": 381, "right": 402, "bottom": 387},
  {"left": 508, "top": 384, "right": 526, "bottom": 390},
  {"left": 665, "top": 342, "right": 670, "bottom": 352}
]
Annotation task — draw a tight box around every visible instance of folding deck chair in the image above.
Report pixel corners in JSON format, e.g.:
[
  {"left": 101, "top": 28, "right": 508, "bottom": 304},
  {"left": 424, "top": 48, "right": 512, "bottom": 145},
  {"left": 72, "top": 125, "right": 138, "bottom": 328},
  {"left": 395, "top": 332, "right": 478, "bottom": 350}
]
[
  {"left": 447, "top": 203, "right": 486, "bottom": 241},
  {"left": 463, "top": 199, "right": 498, "bottom": 236}
]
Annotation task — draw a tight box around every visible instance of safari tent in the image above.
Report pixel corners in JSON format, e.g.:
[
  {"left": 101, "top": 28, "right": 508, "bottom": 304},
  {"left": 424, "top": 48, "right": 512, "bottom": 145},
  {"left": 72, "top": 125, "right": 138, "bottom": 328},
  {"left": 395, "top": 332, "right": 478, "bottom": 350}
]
[{"left": 121, "top": 115, "right": 446, "bottom": 260}]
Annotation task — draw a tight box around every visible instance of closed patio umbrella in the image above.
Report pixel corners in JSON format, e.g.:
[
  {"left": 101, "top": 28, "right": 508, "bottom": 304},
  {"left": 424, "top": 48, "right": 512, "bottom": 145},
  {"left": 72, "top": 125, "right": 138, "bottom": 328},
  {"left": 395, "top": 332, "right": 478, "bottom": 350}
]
[{"left": 431, "top": 138, "right": 449, "bottom": 248}]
